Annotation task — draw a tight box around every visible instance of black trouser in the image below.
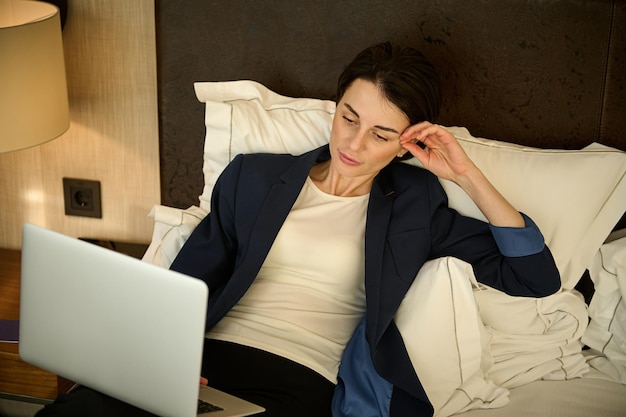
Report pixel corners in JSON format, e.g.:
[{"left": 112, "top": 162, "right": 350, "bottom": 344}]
[
  {"left": 36, "top": 339, "right": 335, "bottom": 417},
  {"left": 202, "top": 339, "right": 334, "bottom": 417}
]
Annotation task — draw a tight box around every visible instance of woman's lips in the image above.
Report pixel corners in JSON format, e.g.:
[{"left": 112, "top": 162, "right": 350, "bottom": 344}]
[{"left": 339, "top": 151, "right": 360, "bottom": 166}]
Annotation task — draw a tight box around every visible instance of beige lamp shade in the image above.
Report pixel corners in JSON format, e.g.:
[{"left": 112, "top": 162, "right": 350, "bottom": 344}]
[{"left": 0, "top": 0, "right": 70, "bottom": 153}]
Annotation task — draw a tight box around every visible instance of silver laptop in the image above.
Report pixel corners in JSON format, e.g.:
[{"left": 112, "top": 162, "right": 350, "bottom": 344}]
[{"left": 19, "top": 223, "right": 264, "bottom": 417}]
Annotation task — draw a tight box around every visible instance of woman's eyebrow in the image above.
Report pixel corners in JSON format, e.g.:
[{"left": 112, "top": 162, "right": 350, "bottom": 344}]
[
  {"left": 344, "top": 103, "right": 360, "bottom": 118},
  {"left": 343, "top": 103, "right": 400, "bottom": 134},
  {"left": 375, "top": 125, "right": 400, "bottom": 134}
]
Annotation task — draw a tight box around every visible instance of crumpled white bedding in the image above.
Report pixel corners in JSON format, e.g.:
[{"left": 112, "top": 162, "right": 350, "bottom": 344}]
[
  {"left": 394, "top": 237, "right": 626, "bottom": 416},
  {"left": 475, "top": 288, "right": 589, "bottom": 388},
  {"left": 142, "top": 205, "right": 207, "bottom": 268},
  {"left": 582, "top": 235, "right": 626, "bottom": 384}
]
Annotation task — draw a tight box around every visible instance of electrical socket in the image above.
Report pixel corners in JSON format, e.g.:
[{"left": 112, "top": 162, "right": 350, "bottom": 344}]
[{"left": 63, "top": 178, "right": 102, "bottom": 218}]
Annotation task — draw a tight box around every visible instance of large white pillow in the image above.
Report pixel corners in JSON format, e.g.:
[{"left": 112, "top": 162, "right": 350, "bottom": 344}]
[
  {"left": 195, "top": 80, "right": 333, "bottom": 212},
  {"left": 418, "top": 135, "right": 626, "bottom": 290},
  {"left": 395, "top": 257, "right": 510, "bottom": 416},
  {"left": 195, "top": 80, "right": 626, "bottom": 289}
]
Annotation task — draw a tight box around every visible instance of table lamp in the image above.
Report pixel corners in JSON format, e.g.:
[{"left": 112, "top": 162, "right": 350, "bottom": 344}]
[{"left": 0, "top": 0, "right": 69, "bottom": 153}]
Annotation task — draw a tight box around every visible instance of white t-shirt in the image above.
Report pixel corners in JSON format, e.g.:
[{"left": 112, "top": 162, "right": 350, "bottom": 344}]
[{"left": 206, "top": 177, "right": 369, "bottom": 382}]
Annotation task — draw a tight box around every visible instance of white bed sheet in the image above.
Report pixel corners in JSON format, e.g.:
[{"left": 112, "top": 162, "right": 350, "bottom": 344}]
[{"left": 455, "top": 372, "right": 626, "bottom": 417}]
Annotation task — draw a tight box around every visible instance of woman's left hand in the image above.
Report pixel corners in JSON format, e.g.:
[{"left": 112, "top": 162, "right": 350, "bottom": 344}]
[{"left": 399, "top": 122, "right": 475, "bottom": 183}]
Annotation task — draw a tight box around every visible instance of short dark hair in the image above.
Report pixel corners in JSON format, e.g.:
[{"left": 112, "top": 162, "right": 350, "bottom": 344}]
[{"left": 336, "top": 42, "right": 442, "bottom": 126}]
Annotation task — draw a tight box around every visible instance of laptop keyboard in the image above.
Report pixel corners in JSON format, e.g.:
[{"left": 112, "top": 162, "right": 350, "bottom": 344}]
[{"left": 198, "top": 399, "right": 224, "bottom": 413}]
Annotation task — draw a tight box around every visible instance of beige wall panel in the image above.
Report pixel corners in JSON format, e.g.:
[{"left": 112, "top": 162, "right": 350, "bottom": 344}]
[{"left": 0, "top": 0, "right": 160, "bottom": 249}]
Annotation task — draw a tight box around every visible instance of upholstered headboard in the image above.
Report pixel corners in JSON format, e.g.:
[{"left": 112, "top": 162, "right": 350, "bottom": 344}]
[{"left": 155, "top": 0, "right": 625, "bottom": 230}]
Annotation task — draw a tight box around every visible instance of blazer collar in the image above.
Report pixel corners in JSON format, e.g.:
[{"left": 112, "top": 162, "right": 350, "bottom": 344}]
[{"left": 279, "top": 145, "right": 331, "bottom": 185}]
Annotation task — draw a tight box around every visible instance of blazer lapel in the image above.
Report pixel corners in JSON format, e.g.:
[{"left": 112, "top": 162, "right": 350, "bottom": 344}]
[{"left": 364, "top": 170, "right": 395, "bottom": 346}]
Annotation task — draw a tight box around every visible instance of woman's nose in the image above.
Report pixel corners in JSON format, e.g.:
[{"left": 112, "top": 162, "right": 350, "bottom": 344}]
[{"left": 348, "top": 129, "right": 367, "bottom": 150}]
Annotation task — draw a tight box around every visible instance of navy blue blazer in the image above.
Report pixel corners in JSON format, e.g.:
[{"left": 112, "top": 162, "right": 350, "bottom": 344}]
[{"left": 170, "top": 145, "right": 560, "bottom": 416}]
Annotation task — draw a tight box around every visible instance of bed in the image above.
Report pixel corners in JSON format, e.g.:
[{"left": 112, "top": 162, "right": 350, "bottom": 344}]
[{"left": 147, "top": 1, "right": 626, "bottom": 416}]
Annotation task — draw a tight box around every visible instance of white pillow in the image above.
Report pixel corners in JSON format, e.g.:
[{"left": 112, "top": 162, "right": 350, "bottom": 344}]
[
  {"left": 195, "top": 80, "right": 626, "bottom": 289},
  {"left": 395, "top": 257, "right": 510, "bottom": 416},
  {"left": 415, "top": 134, "right": 626, "bottom": 290},
  {"left": 195, "top": 80, "right": 333, "bottom": 212}
]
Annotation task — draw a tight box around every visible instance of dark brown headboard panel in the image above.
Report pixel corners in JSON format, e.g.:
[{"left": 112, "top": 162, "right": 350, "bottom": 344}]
[{"left": 155, "top": 0, "right": 626, "bottom": 231}]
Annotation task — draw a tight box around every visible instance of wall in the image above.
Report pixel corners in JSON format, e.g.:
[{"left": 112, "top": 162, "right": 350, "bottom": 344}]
[{"left": 0, "top": 0, "right": 160, "bottom": 249}]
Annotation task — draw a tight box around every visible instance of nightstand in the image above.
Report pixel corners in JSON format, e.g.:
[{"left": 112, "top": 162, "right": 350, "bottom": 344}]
[{"left": 0, "top": 248, "right": 74, "bottom": 404}]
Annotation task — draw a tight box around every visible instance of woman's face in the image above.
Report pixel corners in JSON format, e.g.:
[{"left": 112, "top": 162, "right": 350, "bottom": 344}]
[{"left": 329, "top": 79, "right": 410, "bottom": 180}]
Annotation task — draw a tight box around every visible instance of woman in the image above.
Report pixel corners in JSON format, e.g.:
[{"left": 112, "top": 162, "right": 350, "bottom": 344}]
[
  {"left": 171, "top": 42, "right": 560, "bottom": 417},
  {"left": 36, "top": 42, "right": 560, "bottom": 417}
]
